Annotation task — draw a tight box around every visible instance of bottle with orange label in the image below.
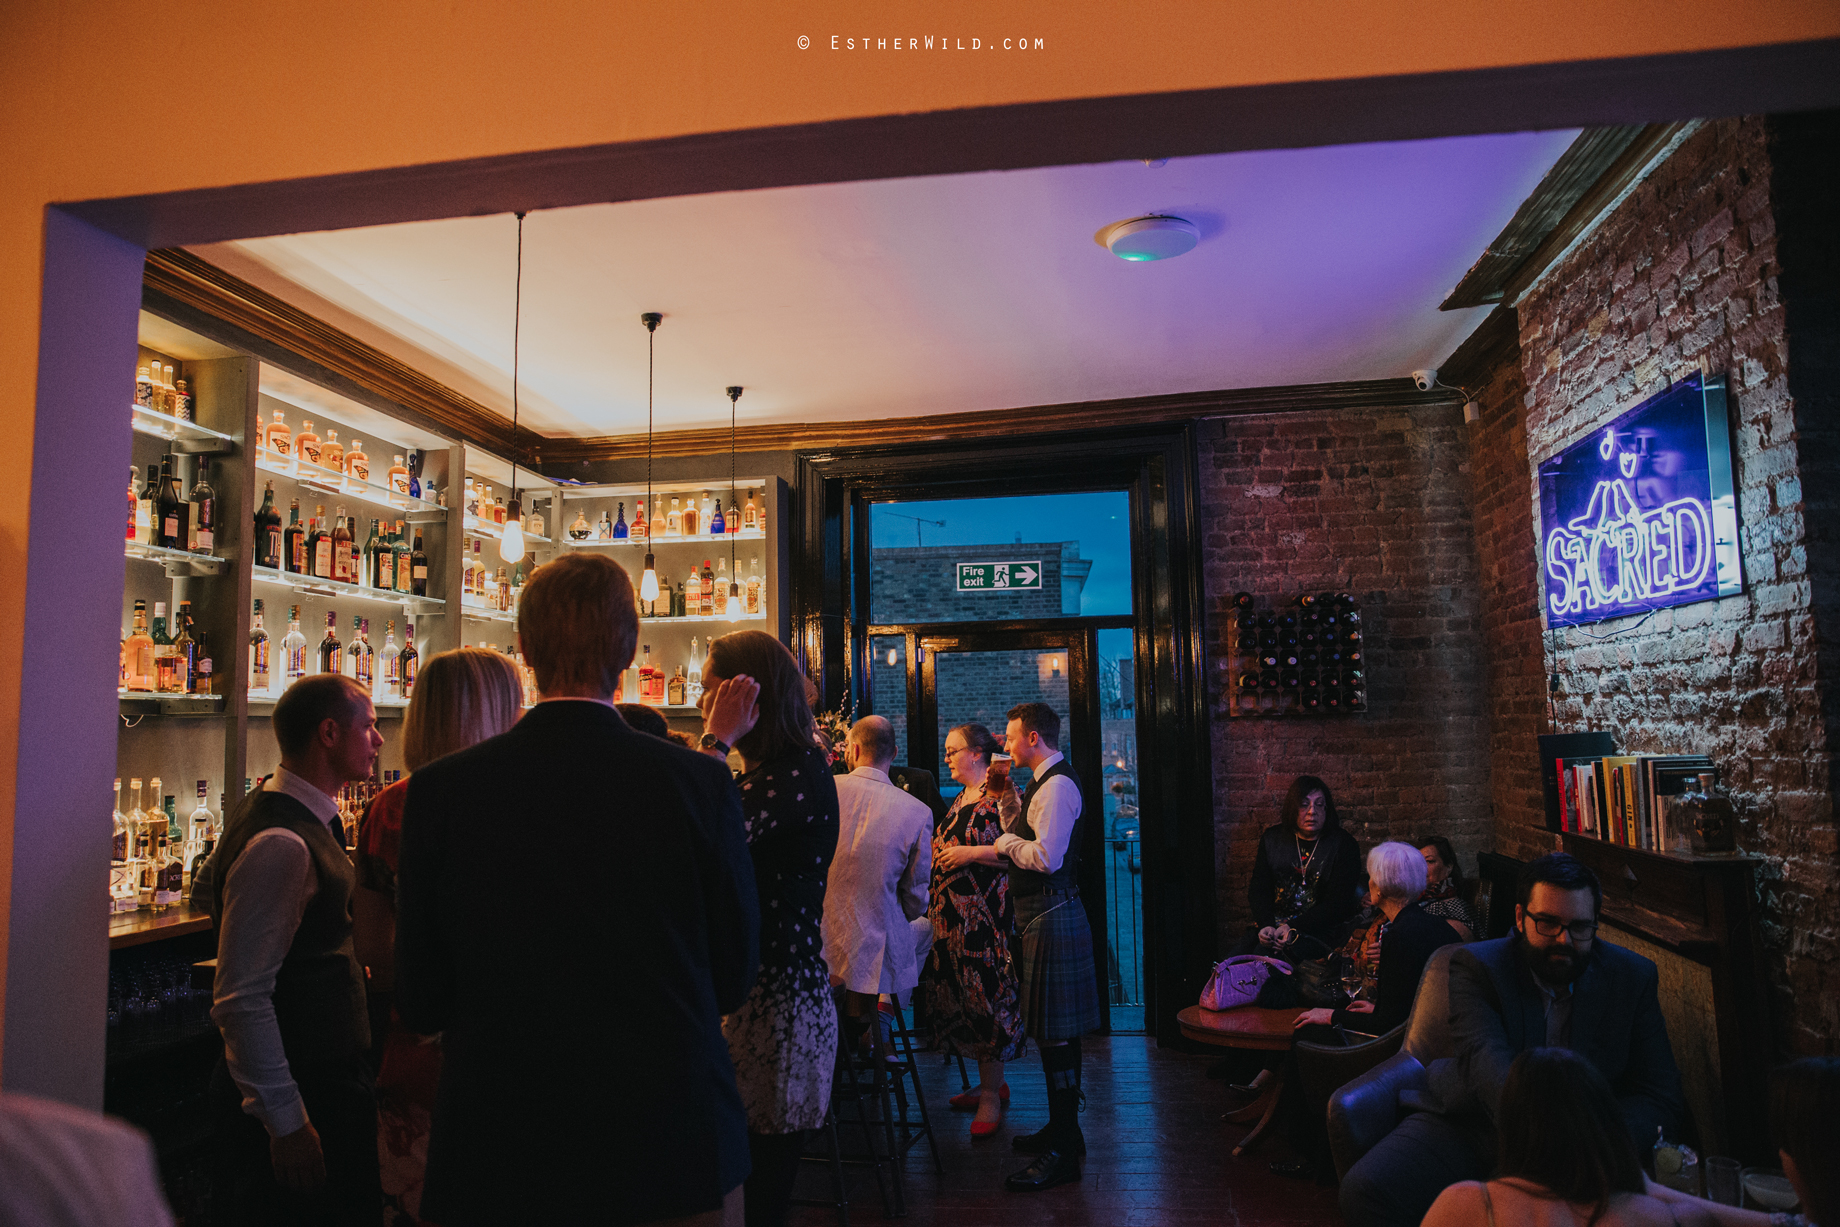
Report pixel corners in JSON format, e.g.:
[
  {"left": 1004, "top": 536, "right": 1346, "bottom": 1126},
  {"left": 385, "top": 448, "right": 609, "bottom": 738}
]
[
  {"left": 346, "top": 439, "right": 369, "bottom": 484},
  {"left": 322, "top": 430, "right": 345, "bottom": 475},
  {"left": 296, "top": 421, "right": 322, "bottom": 469},
  {"left": 266, "top": 410, "right": 292, "bottom": 466}
]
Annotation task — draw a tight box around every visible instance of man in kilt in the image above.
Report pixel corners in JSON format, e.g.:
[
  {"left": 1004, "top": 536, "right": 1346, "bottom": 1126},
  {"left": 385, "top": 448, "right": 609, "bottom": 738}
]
[{"left": 992, "top": 702, "right": 1101, "bottom": 1192}]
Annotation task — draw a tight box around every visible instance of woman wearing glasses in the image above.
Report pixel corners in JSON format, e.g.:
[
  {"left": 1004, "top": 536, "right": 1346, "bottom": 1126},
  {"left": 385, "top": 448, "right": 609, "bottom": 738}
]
[{"left": 926, "top": 723, "right": 1027, "bottom": 1139}]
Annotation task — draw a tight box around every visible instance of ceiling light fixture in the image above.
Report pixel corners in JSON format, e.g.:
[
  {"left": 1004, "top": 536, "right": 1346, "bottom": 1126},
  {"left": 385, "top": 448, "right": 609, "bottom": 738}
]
[
  {"left": 725, "top": 385, "right": 744, "bottom": 622},
  {"left": 639, "top": 312, "right": 662, "bottom": 603},
  {"left": 500, "top": 211, "right": 528, "bottom": 563},
  {"left": 1097, "top": 215, "right": 1199, "bottom": 262}
]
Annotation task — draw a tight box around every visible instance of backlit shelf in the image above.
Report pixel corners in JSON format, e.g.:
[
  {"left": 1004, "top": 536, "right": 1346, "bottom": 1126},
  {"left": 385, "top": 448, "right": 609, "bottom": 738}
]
[
  {"left": 463, "top": 516, "right": 551, "bottom": 545},
  {"left": 129, "top": 403, "right": 238, "bottom": 454},
  {"left": 251, "top": 565, "right": 446, "bottom": 616},
  {"left": 462, "top": 601, "right": 517, "bottom": 624},
  {"left": 124, "top": 540, "right": 228, "bottom": 577},
  {"left": 118, "top": 691, "right": 223, "bottom": 717},
  {"left": 638, "top": 611, "right": 767, "bottom": 624},
  {"left": 256, "top": 453, "right": 447, "bottom": 522},
  {"left": 561, "top": 530, "right": 765, "bottom": 547},
  {"left": 249, "top": 690, "right": 409, "bottom": 716}
]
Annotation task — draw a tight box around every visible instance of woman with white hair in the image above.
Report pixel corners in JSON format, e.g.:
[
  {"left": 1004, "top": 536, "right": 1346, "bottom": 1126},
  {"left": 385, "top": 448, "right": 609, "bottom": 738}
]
[{"left": 1272, "top": 841, "right": 1465, "bottom": 1182}]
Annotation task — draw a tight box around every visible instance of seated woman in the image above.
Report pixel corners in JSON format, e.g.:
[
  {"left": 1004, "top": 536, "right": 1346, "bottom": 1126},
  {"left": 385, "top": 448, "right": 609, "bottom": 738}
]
[
  {"left": 1424, "top": 1047, "right": 1720, "bottom": 1227},
  {"left": 1240, "top": 775, "right": 1362, "bottom": 955},
  {"left": 1273, "top": 841, "right": 1462, "bottom": 1181},
  {"left": 1415, "top": 833, "right": 1478, "bottom": 941}
]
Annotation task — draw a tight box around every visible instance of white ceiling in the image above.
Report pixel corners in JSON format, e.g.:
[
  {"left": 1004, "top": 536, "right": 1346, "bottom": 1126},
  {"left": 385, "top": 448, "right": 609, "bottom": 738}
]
[{"left": 195, "top": 128, "right": 1577, "bottom": 439}]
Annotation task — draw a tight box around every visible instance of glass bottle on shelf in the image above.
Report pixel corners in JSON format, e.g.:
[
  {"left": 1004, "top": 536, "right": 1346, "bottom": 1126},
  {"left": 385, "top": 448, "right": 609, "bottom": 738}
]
[
  {"left": 254, "top": 482, "right": 282, "bottom": 569},
  {"left": 700, "top": 560, "right": 716, "bottom": 617},
  {"left": 190, "top": 461, "right": 216, "bottom": 553},
  {"left": 172, "top": 601, "right": 198, "bottom": 694},
  {"left": 665, "top": 497, "right": 682, "bottom": 538},
  {"left": 493, "top": 566, "right": 509, "bottom": 611},
  {"left": 319, "top": 611, "right": 343, "bottom": 674},
  {"left": 322, "top": 430, "right": 344, "bottom": 475},
  {"left": 249, "top": 598, "right": 270, "bottom": 696},
  {"left": 493, "top": 486, "right": 507, "bottom": 526},
  {"left": 349, "top": 617, "right": 374, "bottom": 689},
  {"left": 682, "top": 495, "right": 698, "bottom": 537},
  {"left": 308, "top": 504, "right": 331, "bottom": 578},
  {"left": 126, "top": 466, "right": 139, "bottom": 543},
  {"left": 407, "top": 449, "right": 423, "bottom": 501},
  {"left": 110, "top": 778, "right": 134, "bottom": 911},
  {"left": 151, "top": 602, "right": 178, "bottom": 693},
  {"left": 174, "top": 378, "right": 193, "bottom": 422},
  {"left": 597, "top": 508, "right": 612, "bottom": 540},
  {"left": 716, "top": 557, "right": 729, "bottom": 607},
  {"left": 135, "top": 464, "right": 156, "bottom": 545},
  {"left": 394, "top": 521, "right": 413, "bottom": 594},
  {"left": 746, "top": 557, "right": 761, "bottom": 615},
  {"left": 332, "top": 507, "right": 355, "bottom": 583},
  {"left": 527, "top": 503, "right": 545, "bottom": 538},
  {"left": 683, "top": 565, "right": 700, "bottom": 617},
  {"left": 631, "top": 501, "right": 648, "bottom": 541},
  {"left": 156, "top": 794, "right": 184, "bottom": 908},
  {"left": 568, "top": 510, "right": 591, "bottom": 541},
  {"left": 347, "top": 438, "right": 369, "bottom": 484},
  {"left": 701, "top": 493, "right": 715, "bottom": 535},
  {"left": 743, "top": 489, "right": 758, "bottom": 532},
  {"left": 667, "top": 666, "right": 687, "bottom": 707},
  {"left": 122, "top": 779, "right": 147, "bottom": 908},
  {"left": 726, "top": 491, "right": 740, "bottom": 535},
  {"left": 183, "top": 782, "right": 212, "bottom": 894},
  {"left": 609, "top": 502, "right": 627, "bottom": 539},
  {"left": 266, "top": 409, "right": 292, "bottom": 467},
  {"left": 377, "top": 620, "right": 401, "bottom": 701},
  {"left": 136, "top": 777, "right": 163, "bottom": 910},
  {"left": 147, "top": 361, "right": 166, "bottom": 413},
  {"left": 362, "top": 518, "right": 382, "bottom": 588},
  {"left": 387, "top": 455, "right": 410, "bottom": 502},
  {"left": 464, "top": 478, "right": 479, "bottom": 520},
  {"left": 187, "top": 787, "right": 218, "bottom": 901},
  {"left": 156, "top": 456, "right": 185, "bottom": 550},
  {"left": 121, "top": 599, "right": 153, "bottom": 693},
  {"left": 398, "top": 622, "right": 418, "bottom": 699},
  {"left": 688, "top": 639, "right": 702, "bottom": 703},
  {"left": 283, "top": 605, "right": 307, "bottom": 685},
  {"left": 283, "top": 499, "right": 305, "bottom": 573},
  {"left": 639, "top": 644, "right": 658, "bottom": 704},
  {"left": 296, "top": 420, "right": 322, "bottom": 469},
  {"left": 193, "top": 629, "right": 214, "bottom": 696},
  {"left": 135, "top": 365, "right": 153, "bottom": 407},
  {"left": 709, "top": 496, "right": 725, "bottom": 537}
]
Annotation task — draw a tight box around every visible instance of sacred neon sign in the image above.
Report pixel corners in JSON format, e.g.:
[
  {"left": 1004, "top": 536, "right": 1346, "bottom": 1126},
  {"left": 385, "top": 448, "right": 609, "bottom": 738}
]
[{"left": 1537, "top": 372, "right": 1743, "bottom": 629}]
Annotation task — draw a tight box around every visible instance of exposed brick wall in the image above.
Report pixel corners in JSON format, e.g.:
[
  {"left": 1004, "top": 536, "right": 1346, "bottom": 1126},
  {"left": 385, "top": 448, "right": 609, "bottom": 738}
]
[
  {"left": 1199, "top": 406, "right": 1493, "bottom": 944},
  {"left": 1514, "top": 116, "right": 1838, "bottom": 1051},
  {"left": 870, "top": 543, "right": 1074, "bottom": 623}
]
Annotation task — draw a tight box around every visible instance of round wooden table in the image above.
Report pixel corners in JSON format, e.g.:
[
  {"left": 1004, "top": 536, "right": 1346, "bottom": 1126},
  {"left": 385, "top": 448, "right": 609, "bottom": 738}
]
[{"left": 1177, "top": 1004, "right": 1305, "bottom": 1156}]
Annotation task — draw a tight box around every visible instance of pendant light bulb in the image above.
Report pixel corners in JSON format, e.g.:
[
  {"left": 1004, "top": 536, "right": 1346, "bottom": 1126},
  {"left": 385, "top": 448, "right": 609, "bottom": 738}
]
[
  {"left": 725, "top": 582, "right": 742, "bottom": 622},
  {"left": 640, "top": 552, "right": 660, "bottom": 603},
  {"left": 500, "top": 493, "right": 526, "bottom": 562}
]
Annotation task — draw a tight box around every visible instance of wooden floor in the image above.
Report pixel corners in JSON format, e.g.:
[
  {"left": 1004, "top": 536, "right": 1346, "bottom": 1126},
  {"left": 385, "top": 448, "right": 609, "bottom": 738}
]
[{"left": 790, "top": 1032, "right": 1345, "bottom": 1226}]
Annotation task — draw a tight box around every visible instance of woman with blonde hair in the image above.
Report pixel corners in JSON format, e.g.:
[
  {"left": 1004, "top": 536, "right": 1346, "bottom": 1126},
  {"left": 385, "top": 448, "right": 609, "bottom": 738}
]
[{"left": 352, "top": 647, "right": 524, "bottom": 1224}]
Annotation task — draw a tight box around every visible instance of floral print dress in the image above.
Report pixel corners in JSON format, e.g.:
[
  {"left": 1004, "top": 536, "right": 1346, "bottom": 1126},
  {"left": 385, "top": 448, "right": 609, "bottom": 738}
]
[
  {"left": 924, "top": 787, "right": 1027, "bottom": 1063},
  {"left": 722, "top": 745, "right": 841, "bottom": 1134}
]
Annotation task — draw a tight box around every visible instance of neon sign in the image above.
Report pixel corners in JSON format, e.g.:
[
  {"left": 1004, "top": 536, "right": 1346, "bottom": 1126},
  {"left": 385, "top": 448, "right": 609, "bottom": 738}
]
[{"left": 1538, "top": 372, "right": 1743, "bottom": 628}]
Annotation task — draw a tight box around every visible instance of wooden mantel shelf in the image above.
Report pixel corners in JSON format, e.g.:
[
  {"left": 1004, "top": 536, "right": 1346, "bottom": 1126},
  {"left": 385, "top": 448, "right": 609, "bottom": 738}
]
[{"left": 109, "top": 901, "right": 213, "bottom": 949}]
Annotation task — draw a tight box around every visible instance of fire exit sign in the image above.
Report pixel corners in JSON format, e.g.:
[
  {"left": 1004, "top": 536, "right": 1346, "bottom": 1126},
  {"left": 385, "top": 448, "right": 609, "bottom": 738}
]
[{"left": 956, "top": 561, "right": 1042, "bottom": 591}]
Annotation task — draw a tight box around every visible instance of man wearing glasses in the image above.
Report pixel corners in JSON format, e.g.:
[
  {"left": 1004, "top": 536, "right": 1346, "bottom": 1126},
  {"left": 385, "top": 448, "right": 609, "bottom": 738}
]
[{"left": 1340, "top": 852, "right": 1685, "bottom": 1227}]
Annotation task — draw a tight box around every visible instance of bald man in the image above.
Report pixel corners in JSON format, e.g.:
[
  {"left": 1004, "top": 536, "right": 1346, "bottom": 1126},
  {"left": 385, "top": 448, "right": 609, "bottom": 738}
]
[{"left": 821, "top": 716, "right": 934, "bottom": 1048}]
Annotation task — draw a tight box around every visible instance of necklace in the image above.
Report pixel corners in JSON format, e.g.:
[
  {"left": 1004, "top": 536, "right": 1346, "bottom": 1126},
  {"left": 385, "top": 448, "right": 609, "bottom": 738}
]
[{"left": 1296, "top": 832, "right": 1319, "bottom": 874}]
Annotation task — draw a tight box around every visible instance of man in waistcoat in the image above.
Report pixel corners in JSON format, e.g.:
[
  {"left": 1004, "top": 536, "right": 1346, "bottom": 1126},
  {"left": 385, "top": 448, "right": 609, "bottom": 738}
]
[
  {"left": 199, "top": 673, "right": 383, "bottom": 1226},
  {"left": 994, "top": 701, "right": 1101, "bottom": 1193}
]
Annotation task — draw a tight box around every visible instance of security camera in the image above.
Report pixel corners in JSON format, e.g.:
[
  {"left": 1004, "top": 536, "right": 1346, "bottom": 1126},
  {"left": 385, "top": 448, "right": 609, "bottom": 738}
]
[{"left": 1411, "top": 369, "right": 1439, "bottom": 392}]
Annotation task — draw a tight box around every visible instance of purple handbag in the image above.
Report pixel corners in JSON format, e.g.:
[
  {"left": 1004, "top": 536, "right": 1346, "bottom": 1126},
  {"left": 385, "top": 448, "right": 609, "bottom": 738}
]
[{"left": 1199, "top": 955, "right": 1293, "bottom": 1011}]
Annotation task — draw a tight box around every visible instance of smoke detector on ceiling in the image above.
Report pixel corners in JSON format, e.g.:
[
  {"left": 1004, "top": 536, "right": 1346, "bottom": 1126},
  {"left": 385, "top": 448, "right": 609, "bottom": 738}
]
[{"left": 1097, "top": 215, "right": 1199, "bottom": 262}]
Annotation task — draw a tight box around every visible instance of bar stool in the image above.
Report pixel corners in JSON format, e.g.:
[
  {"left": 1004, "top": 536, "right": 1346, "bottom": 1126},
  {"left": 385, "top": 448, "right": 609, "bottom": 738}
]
[
  {"left": 795, "top": 998, "right": 904, "bottom": 1220},
  {"left": 879, "top": 993, "right": 943, "bottom": 1176}
]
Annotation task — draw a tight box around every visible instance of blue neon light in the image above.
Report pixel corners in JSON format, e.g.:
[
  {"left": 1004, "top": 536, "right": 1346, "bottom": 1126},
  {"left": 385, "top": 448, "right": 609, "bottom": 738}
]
[{"left": 1537, "top": 372, "right": 1743, "bottom": 628}]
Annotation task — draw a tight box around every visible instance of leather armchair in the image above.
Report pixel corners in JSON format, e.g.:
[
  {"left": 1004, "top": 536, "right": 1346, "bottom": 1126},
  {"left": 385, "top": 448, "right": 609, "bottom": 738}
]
[{"left": 1320, "top": 943, "right": 1462, "bottom": 1179}]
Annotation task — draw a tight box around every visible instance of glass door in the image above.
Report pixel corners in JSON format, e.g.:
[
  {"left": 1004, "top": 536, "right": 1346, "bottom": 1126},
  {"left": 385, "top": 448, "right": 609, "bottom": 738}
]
[{"left": 912, "top": 626, "right": 1111, "bottom": 1032}]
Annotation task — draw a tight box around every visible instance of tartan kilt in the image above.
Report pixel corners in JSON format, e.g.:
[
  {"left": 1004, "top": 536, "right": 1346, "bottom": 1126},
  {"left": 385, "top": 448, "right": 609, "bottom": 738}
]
[{"left": 1014, "top": 890, "right": 1102, "bottom": 1042}]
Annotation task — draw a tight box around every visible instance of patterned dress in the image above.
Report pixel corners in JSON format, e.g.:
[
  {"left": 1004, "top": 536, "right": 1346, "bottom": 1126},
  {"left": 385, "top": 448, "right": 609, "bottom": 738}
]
[
  {"left": 924, "top": 787, "right": 1026, "bottom": 1063},
  {"left": 723, "top": 745, "right": 841, "bottom": 1134}
]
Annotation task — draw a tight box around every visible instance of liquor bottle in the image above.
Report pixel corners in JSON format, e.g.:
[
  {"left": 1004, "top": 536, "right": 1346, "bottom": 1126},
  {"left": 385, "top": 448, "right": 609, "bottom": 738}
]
[
  {"left": 147, "top": 361, "right": 167, "bottom": 413},
  {"left": 136, "top": 464, "right": 156, "bottom": 545},
  {"left": 700, "top": 559, "right": 715, "bottom": 617},
  {"left": 174, "top": 378, "right": 194, "bottom": 422},
  {"left": 362, "top": 518, "right": 382, "bottom": 587},
  {"left": 667, "top": 666, "right": 687, "bottom": 706},
  {"left": 321, "top": 430, "right": 344, "bottom": 474},
  {"left": 746, "top": 557, "right": 761, "bottom": 615},
  {"left": 597, "top": 508, "right": 612, "bottom": 540},
  {"left": 296, "top": 420, "right": 322, "bottom": 468},
  {"left": 639, "top": 644, "right": 658, "bottom": 704},
  {"left": 715, "top": 557, "right": 729, "bottom": 607},
  {"left": 280, "top": 499, "right": 302, "bottom": 573},
  {"left": 672, "top": 580, "right": 686, "bottom": 620},
  {"left": 124, "top": 779, "right": 148, "bottom": 907},
  {"left": 727, "top": 491, "right": 740, "bottom": 535},
  {"left": 463, "top": 478, "right": 479, "bottom": 520},
  {"left": 156, "top": 794, "right": 185, "bottom": 908},
  {"left": 319, "top": 611, "right": 343, "bottom": 674},
  {"left": 183, "top": 782, "right": 212, "bottom": 893},
  {"left": 377, "top": 620, "right": 401, "bottom": 700},
  {"left": 348, "top": 616, "right": 373, "bottom": 689},
  {"left": 387, "top": 454, "right": 410, "bottom": 501},
  {"left": 684, "top": 566, "right": 700, "bottom": 617},
  {"left": 743, "top": 489, "right": 758, "bottom": 531},
  {"left": 124, "top": 599, "right": 155, "bottom": 691},
  {"left": 309, "top": 504, "right": 332, "bottom": 578},
  {"left": 347, "top": 438, "right": 369, "bottom": 484},
  {"left": 126, "top": 465, "right": 139, "bottom": 542},
  {"left": 665, "top": 497, "right": 682, "bottom": 537},
  {"left": 493, "top": 486, "right": 507, "bottom": 526},
  {"left": 136, "top": 777, "right": 163, "bottom": 909},
  {"left": 266, "top": 409, "right": 292, "bottom": 466},
  {"left": 709, "top": 497, "right": 725, "bottom": 536},
  {"left": 526, "top": 503, "right": 545, "bottom": 538},
  {"left": 332, "top": 507, "right": 355, "bottom": 583},
  {"left": 248, "top": 481, "right": 280, "bottom": 569},
  {"left": 702, "top": 493, "right": 716, "bottom": 535},
  {"left": 194, "top": 630, "right": 214, "bottom": 696},
  {"left": 398, "top": 623, "right": 418, "bottom": 699},
  {"left": 631, "top": 501, "right": 648, "bottom": 541},
  {"left": 682, "top": 494, "right": 698, "bottom": 537},
  {"left": 182, "top": 461, "right": 214, "bottom": 554},
  {"left": 249, "top": 598, "right": 271, "bottom": 695},
  {"left": 394, "top": 521, "right": 413, "bottom": 594},
  {"left": 493, "top": 566, "right": 509, "bottom": 611},
  {"left": 509, "top": 563, "right": 525, "bottom": 610},
  {"left": 151, "top": 602, "right": 179, "bottom": 693},
  {"left": 172, "top": 601, "right": 198, "bottom": 693},
  {"left": 613, "top": 502, "right": 628, "bottom": 539},
  {"left": 110, "top": 778, "right": 133, "bottom": 910},
  {"left": 187, "top": 787, "right": 217, "bottom": 901},
  {"left": 112, "top": 778, "right": 130, "bottom": 862},
  {"left": 155, "top": 456, "right": 185, "bottom": 550},
  {"left": 567, "top": 510, "right": 590, "bottom": 540},
  {"left": 378, "top": 522, "right": 398, "bottom": 592},
  {"left": 407, "top": 449, "right": 424, "bottom": 502},
  {"left": 135, "top": 364, "right": 153, "bottom": 407}
]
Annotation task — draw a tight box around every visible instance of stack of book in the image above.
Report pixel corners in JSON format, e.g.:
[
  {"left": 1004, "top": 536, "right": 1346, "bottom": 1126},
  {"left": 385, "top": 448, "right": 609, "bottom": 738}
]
[{"left": 1555, "top": 753, "right": 1716, "bottom": 852}]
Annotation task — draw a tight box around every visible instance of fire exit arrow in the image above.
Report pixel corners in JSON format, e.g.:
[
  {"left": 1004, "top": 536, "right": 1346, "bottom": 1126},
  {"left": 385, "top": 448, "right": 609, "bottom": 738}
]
[{"left": 1013, "top": 564, "right": 1039, "bottom": 586}]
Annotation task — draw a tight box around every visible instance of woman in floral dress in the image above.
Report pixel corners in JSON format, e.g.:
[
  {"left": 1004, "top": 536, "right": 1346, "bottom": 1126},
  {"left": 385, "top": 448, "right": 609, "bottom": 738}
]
[
  {"left": 926, "top": 722, "right": 1027, "bottom": 1137},
  {"left": 698, "top": 630, "right": 840, "bottom": 1227}
]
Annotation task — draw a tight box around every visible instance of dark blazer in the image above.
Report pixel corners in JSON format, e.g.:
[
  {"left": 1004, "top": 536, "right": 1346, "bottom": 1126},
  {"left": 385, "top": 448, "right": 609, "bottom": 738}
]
[
  {"left": 1439, "top": 935, "right": 1684, "bottom": 1149},
  {"left": 1247, "top": 822, "right": 1362, "bottom": 945},
  {"left": 888, "top": 765, "right": 945, "bottom": 825},
  {"left": 395, "top": 700, "right": 760, "bottom": 1227},
  {"left": 1333, "top": 902, "right": 1461, "bottom": 1035}
]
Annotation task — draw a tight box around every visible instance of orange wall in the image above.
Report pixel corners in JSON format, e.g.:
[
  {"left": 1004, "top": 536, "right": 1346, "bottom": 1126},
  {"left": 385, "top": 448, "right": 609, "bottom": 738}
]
[{"left": 2, "top": 0, "right": 1835, "bottom": 1072}]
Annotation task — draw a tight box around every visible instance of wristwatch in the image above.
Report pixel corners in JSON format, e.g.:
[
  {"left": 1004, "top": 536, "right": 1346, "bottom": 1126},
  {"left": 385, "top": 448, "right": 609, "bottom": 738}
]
[{"left": 699, "top": 733, "right": 730, "bottom": 757}]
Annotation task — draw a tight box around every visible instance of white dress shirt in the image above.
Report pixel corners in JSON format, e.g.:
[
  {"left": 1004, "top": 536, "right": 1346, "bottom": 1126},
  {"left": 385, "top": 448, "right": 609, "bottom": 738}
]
[
  {"left": 822, "top": 766, "right": 934, "bottom": 995},
  {"left": 994, "top": 751, "right": 1082, "bottom": 875},
  {"left": 206, "top": 768, "right": 342, "bottom": 1139}
]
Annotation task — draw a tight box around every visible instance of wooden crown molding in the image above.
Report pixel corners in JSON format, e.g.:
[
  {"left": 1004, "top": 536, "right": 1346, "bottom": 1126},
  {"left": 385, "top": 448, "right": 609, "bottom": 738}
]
[{"left": 144, "top": 248, "right": 521, "bottom": 457}]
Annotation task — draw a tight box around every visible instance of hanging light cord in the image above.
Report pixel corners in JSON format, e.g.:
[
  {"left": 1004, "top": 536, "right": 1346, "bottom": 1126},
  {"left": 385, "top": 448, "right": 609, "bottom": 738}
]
[
  {"left": 729, "top": 387, "right": 740, "bottom": 577},
  {"left": 647, "top": 325, "right": 655, "bottom": 519},
  {"left": 510, "top": 212, "right": 524, "bottom": 503}
]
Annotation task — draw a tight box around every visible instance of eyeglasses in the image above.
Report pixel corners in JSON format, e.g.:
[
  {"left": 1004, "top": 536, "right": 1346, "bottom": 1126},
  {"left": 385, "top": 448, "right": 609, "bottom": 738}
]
[
  {"left": 943, "top": 746, "right": 966, "bottom": 760},
  {"left": 1525, "top": 912, "right": 1598, "bottom": 941}
]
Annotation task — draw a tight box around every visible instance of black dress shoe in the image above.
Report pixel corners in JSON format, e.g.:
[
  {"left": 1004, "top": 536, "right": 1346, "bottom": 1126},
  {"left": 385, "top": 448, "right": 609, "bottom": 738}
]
[
  {"left": 1005, "top": 1148, "right": 1081, "bottom": 1192},
  {"left": 1011, "top": 1125, "right": 1086, "bottom": 1156}
]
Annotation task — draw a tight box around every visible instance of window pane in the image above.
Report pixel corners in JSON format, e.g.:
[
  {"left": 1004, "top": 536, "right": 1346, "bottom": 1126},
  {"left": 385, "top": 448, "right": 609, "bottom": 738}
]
[
  {"left": 867, "top": 634, "right": 909, "bottom": 764},
  {"left": 869, "top": 491, "right": 1131, "bottom": 624},
  {"left": 1098, "top": 625, "right": 1142, "bottom": 1022}
]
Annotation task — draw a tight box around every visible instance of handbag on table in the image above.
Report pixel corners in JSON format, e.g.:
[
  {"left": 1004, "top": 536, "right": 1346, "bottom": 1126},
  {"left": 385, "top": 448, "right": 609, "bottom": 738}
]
[{"left": 1199, "top": 955, "right": 1294, "bottom": 1010}]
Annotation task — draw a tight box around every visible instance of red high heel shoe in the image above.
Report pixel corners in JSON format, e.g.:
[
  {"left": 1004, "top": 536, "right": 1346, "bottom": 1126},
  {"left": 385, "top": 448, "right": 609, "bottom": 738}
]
[
  {"left": 969, "top": 1100, "right": 1005, "bottom": 1138},
  {"left": 948, "top": 1083, "right": 1010, "bottom": 1112}
]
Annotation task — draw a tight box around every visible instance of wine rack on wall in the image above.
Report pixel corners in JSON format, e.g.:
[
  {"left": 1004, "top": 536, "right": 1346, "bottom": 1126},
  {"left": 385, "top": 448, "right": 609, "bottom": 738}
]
[{"left": 1224, "top": 592, "right": 1368, "bottom": 717}]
